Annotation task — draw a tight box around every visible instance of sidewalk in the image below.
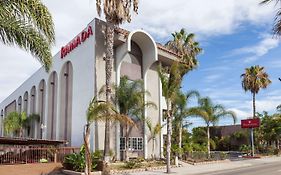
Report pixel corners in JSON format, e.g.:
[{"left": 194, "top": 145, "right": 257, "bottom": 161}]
[{"left": 115, "top": 156, "right": 281, "bottom": 175}]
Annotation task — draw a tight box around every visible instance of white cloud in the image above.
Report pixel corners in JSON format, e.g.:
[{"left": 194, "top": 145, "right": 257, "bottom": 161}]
[
  {"left": 0, "top": 0, "right": 278, "bottom": 102},
  {"left": 126, "top": 0, "right": 276, "bottom": 38},
  {"left": 204, "top": 74, "right": 222, "bottom": 83},
  {"left": 228, "top": 108, "right": 251, "bottom": 120},
  {"left": 230, "top": 34, "right": 280, "bottom": 62}
]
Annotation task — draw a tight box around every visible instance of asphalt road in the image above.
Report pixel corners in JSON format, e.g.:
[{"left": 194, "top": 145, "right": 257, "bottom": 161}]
[{"left": 197, "top": 160, "right": 281, "bottom": 175}]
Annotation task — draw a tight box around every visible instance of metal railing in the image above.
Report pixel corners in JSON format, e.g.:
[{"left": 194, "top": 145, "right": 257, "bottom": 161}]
[{"left": 0, "top": 146, "right": 79, "bottom": 165}]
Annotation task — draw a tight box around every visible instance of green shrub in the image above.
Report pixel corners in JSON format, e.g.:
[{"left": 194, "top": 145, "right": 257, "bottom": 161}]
[
  {"left": 64, "top": 153, "right": 85, "bottom": 172},
  {"left": 63, "top": 145, "right": 97, "bottom": 172},
  {"left": 124, "top": 160, "right": 142, "bottom": 169},
  {"left": 92, "top": 150, "right": 103, "bottom": 160}
]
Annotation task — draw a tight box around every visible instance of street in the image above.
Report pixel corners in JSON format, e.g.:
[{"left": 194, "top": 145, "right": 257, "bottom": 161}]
[
  {"left": 117, "top": 157, "right": 281, "bottom": 175},
  {"left": 197, "top": 160, "right": 281, "bottom": 175}
]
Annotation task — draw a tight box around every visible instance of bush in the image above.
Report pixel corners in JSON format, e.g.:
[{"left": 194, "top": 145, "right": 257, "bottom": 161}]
[
  {"left": 63, "top": 145, "right": 97, "bottom": 172},
  {"left": 124, "top": 159, "right": 142, "bottom": 169},
  {"left": 64, "top": 153, "right": 85, "bottom": 172},
  {"left": 92, "top": 150, "right": 103, "bottom": 160}
]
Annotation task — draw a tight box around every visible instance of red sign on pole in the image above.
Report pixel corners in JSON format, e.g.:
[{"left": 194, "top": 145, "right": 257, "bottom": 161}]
[{"left": 241, "top": 118, "right": 260, "bottom": 128}]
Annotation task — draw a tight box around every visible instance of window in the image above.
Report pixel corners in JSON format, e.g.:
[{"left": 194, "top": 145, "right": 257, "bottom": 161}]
[
  {"left": 132, "top": 138, "right": 137, "bottom": 150},
  {"left": 137, "top": 138, "right": 143, "bottom": 150},
  {"left": 120, "top": 137, "right": 125, "bottom": 150},
  {"left": 120, "top": 137, "right": 143, "bottom": 151}
]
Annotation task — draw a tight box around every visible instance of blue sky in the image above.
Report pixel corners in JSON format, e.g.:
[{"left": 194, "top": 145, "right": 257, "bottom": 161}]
[
  {"left": 0, "top": 0, "right": 280, "bottom": 128},
  {"left": 182, "top": 22, "right": 281, "bottom": 127}
]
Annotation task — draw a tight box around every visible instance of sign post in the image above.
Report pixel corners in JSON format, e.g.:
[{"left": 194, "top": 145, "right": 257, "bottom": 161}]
[{"left": 241, "top": 118, "right": 260, "bottom": 157}]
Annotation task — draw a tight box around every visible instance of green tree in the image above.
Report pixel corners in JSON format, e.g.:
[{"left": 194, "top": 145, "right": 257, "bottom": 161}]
[
  {"left": 4, "top": 112, "right": 40, "bottom": 137},
  {"left": 146, "top": 119, "right": 163, "bottom": 160},
  {"left": 189, "top": 97, "right": 237, "bottom": 157},
  {"left": 95, "top": 0, "right": 139, "bottom": 162},
  {"left": 113, "top": 76, "right": 156, "bottom": 161},
  {"left": 260, "top": 0, "right": 281, "bottom": 36},
  {"left": 241, "top": 65, "right": 271, "bottom": 118},
  {"left": 241, "top": 65, "right": 271, "bottom": 156},
  {"left": 159, "top": 28, "right": 201, "bottom": 173},
  {"left": 158, "top": 63, "right": 182, "bottom": 173},
  {"left": 173, "top": 90, "right": 200, "bottom": 161},
  {"left": 0, "top": 0, "right": 55, "bottom": 71},
  {"left": 84, "top": 96, "right": 134, "bottom": 175}
]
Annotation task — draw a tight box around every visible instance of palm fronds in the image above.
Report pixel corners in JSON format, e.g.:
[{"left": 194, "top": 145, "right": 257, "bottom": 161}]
[{"left": 0, "top": 0, "right": 55, "bottom": 71}]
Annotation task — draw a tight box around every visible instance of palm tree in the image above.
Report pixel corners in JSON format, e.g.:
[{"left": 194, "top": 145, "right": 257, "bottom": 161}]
[
  {"left": 158, "top": 64, "right": 182, "bottom": 173},
  {"left": 189, "top": 97, "right": 237, "bottom": 157},
  {"left": 166, "top": 28, "right": 202, "bottom": 76},
  {"left": 0, "top": 0, "right": 55, "bottom": 71},
  {"left": 241, "top": 65, "right": 271, "bottom": 156},
  {"left": 241, "top": 66, "right": 271, "bottom": 119},
  {"left": 95, "top": 0, "right": 139, "bottom": 162},
  {"left": 113, "top": 76, "right": 156, "bottom": 161},
  {"left": 173, "top": 90, "right": 200, "bottom": 162},
  {"left": 260, "top": 0, "right": 281, "bottom": 36},
  {"left": 4, "top": 112, "right": 40, "bottom": 137},
  {"left": 146, "top": 119, "right": 163, "bottom": 160},
  {"left": 84, "top": 96, "right": 134, "bottom": 175},
  {"left": 158, "top": 29, "right": 202, "bottom": 173}
]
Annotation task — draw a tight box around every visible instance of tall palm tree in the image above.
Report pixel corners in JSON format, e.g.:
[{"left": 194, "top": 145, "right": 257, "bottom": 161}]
[
  {"left": 166, "top": 28, "right": 202, "bottom": 76},
  {"left": 84, "top": 96, "right": 134, "bottom": 175},
  {"left": 241, "top": 65, "right": 271, "bottom": 156},
  {"left": 189, "top": 97, "right": 237, "bottom": 157},
  {"left": 113, "top": 76, "right": 156, "bottom": 161},
  {"left": 158, "top": 63, "right": 182, "bottom": 174},
  {"left": 4, "top": 112, "right": 40, "bottom": 137},
  {"left": 0, "top": 0, "right": 55, "bottom": 71},
  {"left": 241, "top": 65, "right": 272, "bottom": 118},
  {"left": 260, "top": 0, "right": 281, "bottom": 36},
  {"left": 173, "top": 90, "right": 200, "bottom": 162},
  {"left": 95, "top": 0, "right": 139, "bottom": 162},
  {"left": 159, "top": 29, "right": 202, "bottom": 173}
]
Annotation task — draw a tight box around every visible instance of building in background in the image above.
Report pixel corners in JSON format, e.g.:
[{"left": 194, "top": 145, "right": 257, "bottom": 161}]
[{"left": 0, "top": 19, "right": 178, "bottom": 160}]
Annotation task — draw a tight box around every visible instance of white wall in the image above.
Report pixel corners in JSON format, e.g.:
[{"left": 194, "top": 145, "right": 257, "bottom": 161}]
[{"left": 0, "top": 20, "right": 96, "bottom": 147}]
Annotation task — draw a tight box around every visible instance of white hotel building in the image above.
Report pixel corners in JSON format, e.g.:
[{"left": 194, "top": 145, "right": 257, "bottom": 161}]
[{"left": 0, "top": 19, "right": 178, "bottom": 160}]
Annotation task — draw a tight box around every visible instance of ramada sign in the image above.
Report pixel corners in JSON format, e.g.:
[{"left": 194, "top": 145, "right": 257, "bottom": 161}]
[
  {"left": 60, "top": 26, "right": 93, "bottom": 59},
  {"left": 241, "top": 118, "right": 260, "bottom": 128}
]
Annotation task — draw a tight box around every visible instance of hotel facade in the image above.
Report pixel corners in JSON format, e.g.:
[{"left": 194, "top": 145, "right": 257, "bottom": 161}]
[{"left": 0, "top": 19, "right": 178, "bottom": 160}]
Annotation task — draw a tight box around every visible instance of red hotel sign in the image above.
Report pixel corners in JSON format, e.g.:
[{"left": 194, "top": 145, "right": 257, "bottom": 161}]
[
  {"left": 241, "top": 118, "right": 260, "bottom": 128},
  {"left": 60, "top": 26, "right": 93, "bottom": 59}
]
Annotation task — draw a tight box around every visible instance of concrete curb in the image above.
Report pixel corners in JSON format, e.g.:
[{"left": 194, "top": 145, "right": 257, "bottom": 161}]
[
  {"left": 62, "top": 165, "right": 181, "bottom": 175},
  {"left": 184, "top": 159, "right": 230, "bottom": 165},
  {"left": 62, "top": 169, "right": 102, "bottom": 175},
  {"left": 111, "top": 165, "right": 180, "bottom": 174}
]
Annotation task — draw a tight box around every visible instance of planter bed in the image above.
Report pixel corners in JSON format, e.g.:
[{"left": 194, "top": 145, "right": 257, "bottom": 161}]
[{"left": 184, "top": 159, "right": 230, "bottom": 165}]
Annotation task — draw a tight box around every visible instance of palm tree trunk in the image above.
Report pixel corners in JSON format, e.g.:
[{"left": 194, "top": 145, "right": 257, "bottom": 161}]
[
  {"left": 251, "top": 92, "right": 256, "bottom": 156},
  {"left": 207, "top": 125, "right": 210, "bottom": 158},
  {"left": 125, "top": 124, "right": 129, "bottom": 162},
  {"left": 166, "top": 102, "right": 172, "bottom": 174},
  {"left": 84, "top": 124, "right": 91, "bottom": 175},
  {"left": 104, "top": 22, "right": 114, "bottom": 162},
  {"left": 179, "top": 122, "right": 182, "bottom": 159},
  {"left": 253, "top": 93, "right": 256, "bottom": 118},
  {"left": 20, "top": 127, "right": 23, "bottom": 137},
  {"left": 152, "top": 137, "right": 155, "bottom": 160}
]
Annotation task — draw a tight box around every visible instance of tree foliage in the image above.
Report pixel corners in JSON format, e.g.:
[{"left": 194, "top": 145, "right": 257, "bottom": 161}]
[
  {"left": 0, "top": 0, "right": 55, "bottom": 71},
  {"left": 260, "top": 0, "right": 281, "bottom": 36}
]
